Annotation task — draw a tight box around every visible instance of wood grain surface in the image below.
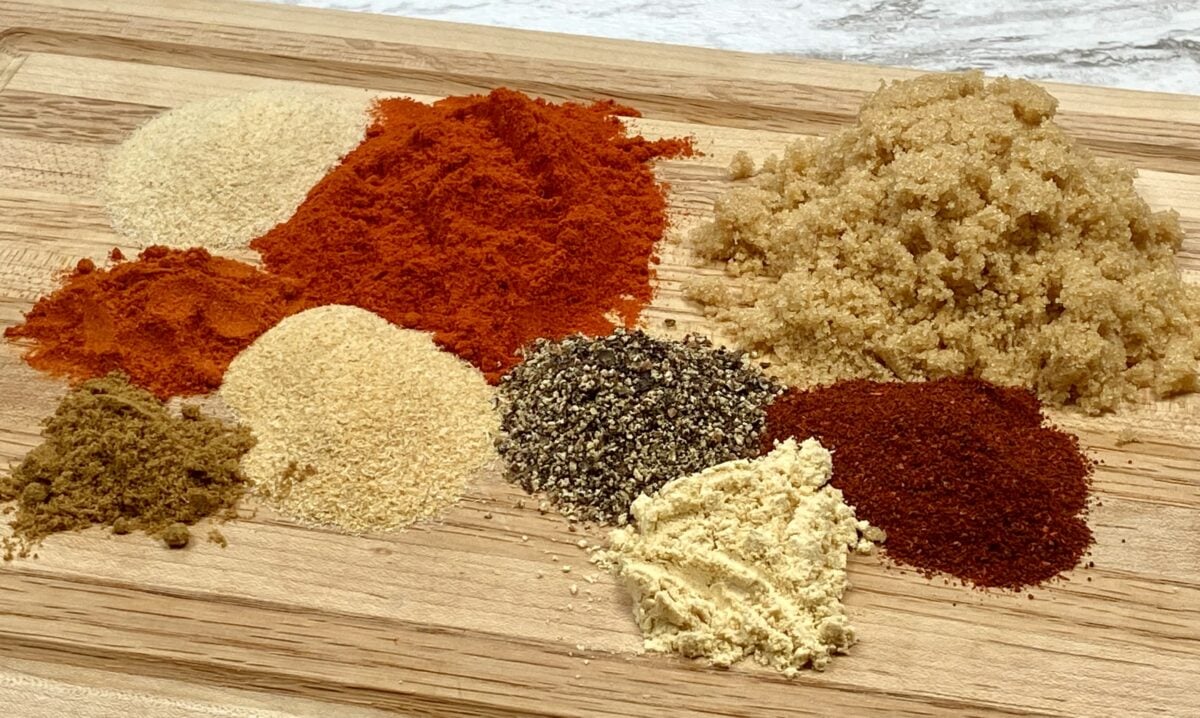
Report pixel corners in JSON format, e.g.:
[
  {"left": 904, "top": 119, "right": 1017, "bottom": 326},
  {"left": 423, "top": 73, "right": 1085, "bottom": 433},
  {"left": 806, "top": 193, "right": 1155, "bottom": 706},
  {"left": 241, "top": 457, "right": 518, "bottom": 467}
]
[{"left": 1, "top": 1, "right": 1198, "bottom": 716}]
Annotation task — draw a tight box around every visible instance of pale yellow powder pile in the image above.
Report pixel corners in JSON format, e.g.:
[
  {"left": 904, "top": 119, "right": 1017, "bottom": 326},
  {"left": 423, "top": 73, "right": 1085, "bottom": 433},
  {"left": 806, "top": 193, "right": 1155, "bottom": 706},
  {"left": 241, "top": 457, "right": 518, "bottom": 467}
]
[
  {"left": 103, "top": 89, "right": 372, "bottom": 250},
  {"left": 597, "top": 438, "right": 879, "bottom": 675},
  {"left": 688, "top": 71, "right": 1200, "bottom": 413},
  {"left": 220, "top": 305, "right": 499, "bottom": 533}
]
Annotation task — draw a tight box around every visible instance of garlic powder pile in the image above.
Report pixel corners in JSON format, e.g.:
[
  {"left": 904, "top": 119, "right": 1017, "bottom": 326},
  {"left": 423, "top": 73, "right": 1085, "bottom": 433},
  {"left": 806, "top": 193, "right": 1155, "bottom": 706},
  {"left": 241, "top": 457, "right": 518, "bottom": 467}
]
[
  {"left": 103, "top": 89, "right": 372, "bottom": 250},
  {"left": 220, "top": 305, "right": 498, "bottom": 533},
  {"left": 597, "top": 438, "right": 880, "bottom": 675}
]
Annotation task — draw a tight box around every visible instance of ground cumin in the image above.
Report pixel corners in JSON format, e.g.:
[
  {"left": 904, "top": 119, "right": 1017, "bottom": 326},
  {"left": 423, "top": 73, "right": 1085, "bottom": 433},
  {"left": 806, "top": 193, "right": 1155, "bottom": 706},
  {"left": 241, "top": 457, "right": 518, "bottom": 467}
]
[
  {"left": 688, "top": 71, "right": 1200, "bottom": 413},
  {"left": 0, "top": 373, "right": 254, "bottom": 559}
]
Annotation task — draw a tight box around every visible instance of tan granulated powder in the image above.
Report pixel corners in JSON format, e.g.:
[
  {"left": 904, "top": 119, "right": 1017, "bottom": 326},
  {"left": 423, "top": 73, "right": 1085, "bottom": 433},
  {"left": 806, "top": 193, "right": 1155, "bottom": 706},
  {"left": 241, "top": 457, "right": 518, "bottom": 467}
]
[
  {"left": 688, "top": 71, "right": 1200, "bottom": 413},
  {"left": 220, "top": 305, "right": 499, "bottom": 533},
  {"left": 103, "top": 89, "right": 372, "bottom": 250},
  {"left": 596, "top": 438, "right": 880, "bottom": 675}
]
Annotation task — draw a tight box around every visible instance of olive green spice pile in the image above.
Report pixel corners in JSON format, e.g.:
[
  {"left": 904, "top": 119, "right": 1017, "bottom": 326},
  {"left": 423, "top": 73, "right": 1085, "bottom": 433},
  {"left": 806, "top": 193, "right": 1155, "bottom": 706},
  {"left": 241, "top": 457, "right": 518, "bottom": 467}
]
[
  {"left": 1, "top": 373, "right": 254, "bottom": 559},
  {"left": 498, "top": 329, "right": 781, "bottom": 523}
]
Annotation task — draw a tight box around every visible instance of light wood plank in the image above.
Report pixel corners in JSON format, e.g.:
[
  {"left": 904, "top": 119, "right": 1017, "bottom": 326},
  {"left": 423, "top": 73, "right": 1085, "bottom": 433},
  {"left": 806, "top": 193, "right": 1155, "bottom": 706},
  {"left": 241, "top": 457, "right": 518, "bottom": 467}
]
[{"left": 0, "top": 1, "right": 1197, "bottom": 716}]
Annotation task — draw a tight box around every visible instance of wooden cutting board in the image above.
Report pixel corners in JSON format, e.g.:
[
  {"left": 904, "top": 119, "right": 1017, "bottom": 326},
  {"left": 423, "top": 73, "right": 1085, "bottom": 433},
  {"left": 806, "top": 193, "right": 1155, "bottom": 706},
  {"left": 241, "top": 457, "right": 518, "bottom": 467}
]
[{"left": 0, "top": 1, "right": 1197, "bottom": 716}]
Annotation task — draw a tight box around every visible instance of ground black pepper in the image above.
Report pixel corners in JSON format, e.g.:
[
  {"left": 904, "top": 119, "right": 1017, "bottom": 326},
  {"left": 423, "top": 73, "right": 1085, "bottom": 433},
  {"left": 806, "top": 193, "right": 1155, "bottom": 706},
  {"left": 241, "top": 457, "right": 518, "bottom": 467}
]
[
  {"left": 763, "top": 376, "right": 1094, "bottom": 590},
  {"left": 498, "top": 329, "right": 780, "bottom": 523}
]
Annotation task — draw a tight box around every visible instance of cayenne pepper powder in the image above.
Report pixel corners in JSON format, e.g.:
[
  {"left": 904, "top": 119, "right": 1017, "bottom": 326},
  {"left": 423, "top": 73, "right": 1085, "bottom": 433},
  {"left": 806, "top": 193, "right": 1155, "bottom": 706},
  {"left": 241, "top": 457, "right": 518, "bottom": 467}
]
[
  {"left": 4, "top": 247, "right": 309, "bottom": 399},
  {"left": 252, "top": 88, "right": 694, "bottom": 381},
  {"left": 763, "top": 377, "right": 1094, "bottom": 589}
]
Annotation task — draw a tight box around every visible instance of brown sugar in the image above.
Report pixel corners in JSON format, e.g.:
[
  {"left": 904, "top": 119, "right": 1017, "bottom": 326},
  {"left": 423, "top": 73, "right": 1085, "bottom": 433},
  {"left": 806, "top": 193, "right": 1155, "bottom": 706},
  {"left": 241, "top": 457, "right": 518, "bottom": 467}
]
[{"left": 687, "top": 71, "right": 1200, "bottom": 413}]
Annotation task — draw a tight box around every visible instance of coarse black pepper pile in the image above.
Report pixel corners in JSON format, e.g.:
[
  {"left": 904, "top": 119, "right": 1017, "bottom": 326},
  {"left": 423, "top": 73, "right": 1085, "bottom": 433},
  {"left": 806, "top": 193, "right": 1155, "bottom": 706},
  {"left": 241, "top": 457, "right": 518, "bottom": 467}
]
[{"left": 497, "top": 329, "right": 781, "bottom": 523}]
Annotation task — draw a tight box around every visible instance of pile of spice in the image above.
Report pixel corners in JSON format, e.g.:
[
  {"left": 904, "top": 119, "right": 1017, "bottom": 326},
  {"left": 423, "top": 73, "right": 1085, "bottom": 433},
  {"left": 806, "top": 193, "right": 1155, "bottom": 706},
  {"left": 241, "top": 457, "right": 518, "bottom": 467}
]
[
  {"left": 220, "top": 305, "right": 498, "bottom": 534},
  {"left": 252, "top": 88, "right": 695, "bottom": 381},
  {"left": 687, "top": 71, "right": 1200, "bottom": 413},
  {"left": 103, "top": 89, "right": 373, "bottom": 250},
  {"left": 4, "top": 247, "right": 309, "bottom": 399},
  {"left": 763, "top": 376, "right": 1094, "bottom": 589},
  {"left": 597, "top": 438, "right": 881, "bottom": 675},
  {"left": 1, "top": 373, "right": 254, "bottom": 559},
  {"left": 498, "top": 329, "right": 780, "bottom": 523}
]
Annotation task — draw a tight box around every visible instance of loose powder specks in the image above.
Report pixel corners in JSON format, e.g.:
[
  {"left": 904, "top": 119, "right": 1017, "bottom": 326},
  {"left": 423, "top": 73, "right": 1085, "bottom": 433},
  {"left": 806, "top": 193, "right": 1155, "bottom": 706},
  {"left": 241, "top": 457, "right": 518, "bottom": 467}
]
[
  {"left": 103, "top": 89, "right": 372, "bottom": 250},
  {"left": 596, "top": 439, "right": 879, "bottom": 675},
  {"left": 220, "top": 305, "right": 499, "bottom": 533}
]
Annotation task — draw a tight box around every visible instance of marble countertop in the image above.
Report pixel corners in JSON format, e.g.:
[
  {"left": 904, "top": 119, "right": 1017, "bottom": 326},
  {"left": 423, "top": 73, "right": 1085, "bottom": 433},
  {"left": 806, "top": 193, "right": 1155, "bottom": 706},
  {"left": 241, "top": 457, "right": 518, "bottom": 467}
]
[{"left": 263, "top": 0, "right": 1200, "bottom": 94}]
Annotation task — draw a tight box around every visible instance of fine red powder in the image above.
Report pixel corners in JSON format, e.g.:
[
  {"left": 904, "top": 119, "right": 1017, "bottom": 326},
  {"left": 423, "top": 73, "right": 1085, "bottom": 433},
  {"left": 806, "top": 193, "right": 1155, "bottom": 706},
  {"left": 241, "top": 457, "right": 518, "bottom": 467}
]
[
  {"left": 763, "top": 377, "right": 1094, "bottom": 590},
  {"left": 4, "top": 247, "right": 309, "bottom": 399},
  {"left": 251, "top": 88, "right": 694, "bottom": 381}
]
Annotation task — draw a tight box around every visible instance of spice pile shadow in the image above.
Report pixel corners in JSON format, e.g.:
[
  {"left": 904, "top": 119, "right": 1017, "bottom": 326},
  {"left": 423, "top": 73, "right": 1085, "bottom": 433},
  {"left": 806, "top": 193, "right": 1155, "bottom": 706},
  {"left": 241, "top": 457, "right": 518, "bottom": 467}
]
[
  {"left": 762, "top": 376, "right": 1094, "bottom": 590},
  {"left": 498, "top": 329, "right": 780, "bottom": 523}
]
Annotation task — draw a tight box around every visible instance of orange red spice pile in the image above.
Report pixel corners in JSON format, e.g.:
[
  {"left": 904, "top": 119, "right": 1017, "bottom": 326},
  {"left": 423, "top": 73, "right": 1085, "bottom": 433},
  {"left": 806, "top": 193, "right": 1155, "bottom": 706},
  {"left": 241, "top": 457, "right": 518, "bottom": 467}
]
[
  {"left": 4, "top": 79, "right": 1104, "bottom": 599},
  {"left": 5, "top": 89, "right": 694, "bottom": 396}
]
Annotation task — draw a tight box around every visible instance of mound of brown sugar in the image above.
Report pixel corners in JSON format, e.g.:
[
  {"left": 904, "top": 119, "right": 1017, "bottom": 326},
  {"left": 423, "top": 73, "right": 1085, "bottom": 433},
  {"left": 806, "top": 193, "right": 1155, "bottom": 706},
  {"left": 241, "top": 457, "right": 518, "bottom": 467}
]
[{"left": 688, "top": 71, "right": 1200, "bottom": 413}]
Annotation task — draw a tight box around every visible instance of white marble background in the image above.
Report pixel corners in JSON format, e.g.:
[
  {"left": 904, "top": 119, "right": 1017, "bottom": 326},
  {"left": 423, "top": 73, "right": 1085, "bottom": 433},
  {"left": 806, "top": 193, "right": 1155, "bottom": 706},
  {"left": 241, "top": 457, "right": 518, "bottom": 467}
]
[{"left": 264, "top": 0, "right": 1200, "bottom": 94}]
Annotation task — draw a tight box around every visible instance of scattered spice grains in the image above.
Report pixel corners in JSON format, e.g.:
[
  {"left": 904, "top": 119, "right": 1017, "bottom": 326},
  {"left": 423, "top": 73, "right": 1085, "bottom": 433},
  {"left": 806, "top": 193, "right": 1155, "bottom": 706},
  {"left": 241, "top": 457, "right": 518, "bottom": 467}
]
[
  {"left": 763, "top": 377, "right": 1094, "bottom": 589},
  {"left": 688, "top": 71, "right": 1200, "bottom": 413},
  {"left": 497, "top": 329, "right": 780, "bottom": 523},
  {"left": 103, "top": 89, "right": 372, "bottom": 250},
  {"left": 220, "top": 305, "right": 499, "bottom": 533},
  {"left": 252, "top": 88, "right": 695, "bottom": 381},
  {"left": 1115, "top": 427, "right": 1141, "bottom": 447},
  {"left": 0, "top": 373, "right": 253, "bottom": 559},
  {"left": 4, "top": 247, "right": 309, "bottom": 399},
  {"left": 596, "top": 439, "right": 880, "bottom": 675}
]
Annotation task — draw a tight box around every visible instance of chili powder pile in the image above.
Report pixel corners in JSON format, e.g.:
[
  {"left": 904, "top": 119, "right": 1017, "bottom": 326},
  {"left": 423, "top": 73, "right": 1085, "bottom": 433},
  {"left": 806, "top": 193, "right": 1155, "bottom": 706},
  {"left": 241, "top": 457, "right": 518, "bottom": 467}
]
[
  {"left": 762, "top": 377, "right": 1094, "bottom": 589},
  {"left": 252, "top": 88, "right": 695, "bottom": 381},
  {"left": 4, "top": 247, "right": 309, "bottom": 399}
]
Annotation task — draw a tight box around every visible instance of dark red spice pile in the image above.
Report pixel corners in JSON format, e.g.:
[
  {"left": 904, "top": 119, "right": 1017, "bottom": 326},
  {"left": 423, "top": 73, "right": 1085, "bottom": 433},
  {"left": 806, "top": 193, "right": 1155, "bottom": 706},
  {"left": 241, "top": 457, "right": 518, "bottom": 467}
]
[{"left": 763, "top": 377, "right": 1094, "bottom": 589}]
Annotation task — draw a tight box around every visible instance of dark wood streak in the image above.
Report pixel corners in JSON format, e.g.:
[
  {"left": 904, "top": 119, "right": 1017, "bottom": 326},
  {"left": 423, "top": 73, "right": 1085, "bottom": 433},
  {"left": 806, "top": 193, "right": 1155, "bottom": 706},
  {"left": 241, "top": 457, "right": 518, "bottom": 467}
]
[
  {"left": 0, "top": 570, "right": 1063, "bottom": 717},
  {"left": 0, "top": 90, "right": 159, "bottom": 145}
]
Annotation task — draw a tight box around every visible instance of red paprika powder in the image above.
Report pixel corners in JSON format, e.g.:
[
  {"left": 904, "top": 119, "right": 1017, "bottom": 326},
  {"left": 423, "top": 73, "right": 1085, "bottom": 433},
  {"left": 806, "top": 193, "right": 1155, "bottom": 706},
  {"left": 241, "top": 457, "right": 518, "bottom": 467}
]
[
  {"left": 4, "top": 247, "right": 308, "bottom": 399},
  {"left": 252, "top": 88, "right": 694, "bottom": 381},
  {"left": 763, "top": 377, "right": 1093, "bottom": 589}
]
